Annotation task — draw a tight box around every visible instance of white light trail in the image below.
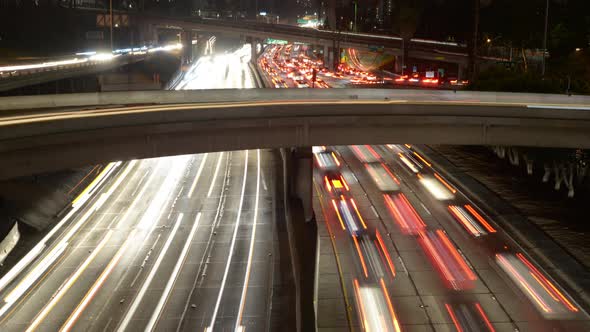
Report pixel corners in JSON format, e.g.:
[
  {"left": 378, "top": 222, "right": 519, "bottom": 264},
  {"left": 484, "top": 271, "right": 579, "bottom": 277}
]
[
  {"left": 145, "top": 212, "right": 201, "bottom": 331},
  {"left": 188, "top": 154, "right": 209, "bottom": 198},
  {"left": 116, "top": 213, "right": 184, "bottom": 332},
  {"left": 207, "top": 152, "right": 225, "bottom": 198},
  {"left": 235, "top": 150, "right": 261, "bottom": 331},
  {"left": 206, "top": 150, "right": 249, "bottom": 331}
]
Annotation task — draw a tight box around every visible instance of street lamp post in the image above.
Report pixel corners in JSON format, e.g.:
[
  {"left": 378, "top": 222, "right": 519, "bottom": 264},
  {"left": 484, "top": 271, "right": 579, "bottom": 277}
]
[
  {"left": 353, "top": 0, "right": 358, "bottom": 32},
  {"left": 541, "top": 0, "right": 549, "bottom": 77}
]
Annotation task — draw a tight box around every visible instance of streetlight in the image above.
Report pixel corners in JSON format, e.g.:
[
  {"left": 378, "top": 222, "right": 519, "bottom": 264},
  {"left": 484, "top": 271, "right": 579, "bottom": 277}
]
[{"left": 353, "top": 0, "right": 358, "bottom": 32}]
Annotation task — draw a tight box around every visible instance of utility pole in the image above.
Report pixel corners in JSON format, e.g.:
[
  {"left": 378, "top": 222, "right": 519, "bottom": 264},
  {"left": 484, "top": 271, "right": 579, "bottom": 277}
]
[
  {"left": 353, "top": 0, "right": 358, "bottom": 32},
  {"left": 541, "top": 0, "right": 549, "bottom": 77}
]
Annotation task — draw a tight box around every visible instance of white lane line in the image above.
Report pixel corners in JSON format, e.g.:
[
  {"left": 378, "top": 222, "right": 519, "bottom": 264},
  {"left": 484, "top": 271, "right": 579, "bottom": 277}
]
[
  {"left": 26, "top": 231, "right": 113, "bottom": 332},
  {"left": 0, "top": 160, "right": 136, "bottom": 314},
  {"left": 0, "top": 161, "right": 128, "bottom": 294},
  {"left": 207, "top": 153, "right": 225, "bottom": 198},
  {"left": 116, "top": 213, "right": 184, "bottom": 332},
  {"left": 188, "top": 153, "right": 209, "bottom": 198},
  {"left": 131, "top": 170, "right": 150, "bottom": 197},
  {"left": 145, "top": 212, "right": 202, "bottom": 331},
  {"left": 174, "top": 151, "right": 231, "bottom": 332},
  {"left": 60, "top": 230, "right": 137, "bottom": 332},
  {"left": 129, "top": 234, "right": 162, "bottom": 288},
  {"left": 235, "top": 150, "right": 261, "bottom": 331},
  {"left": 206, "top": 150, "right": 249, "bottom": 331},
  {"left": 1, "top": 241, "right": 68, "bottom": 310}
]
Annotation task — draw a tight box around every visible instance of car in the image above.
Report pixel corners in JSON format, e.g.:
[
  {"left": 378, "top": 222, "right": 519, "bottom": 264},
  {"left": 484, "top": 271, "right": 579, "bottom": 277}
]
[
  {"left": 294, "top": 79, "right": 308, "bottom": 88},
  {"left": 324, "top": 172, "right": 350, "bottom": 195}
]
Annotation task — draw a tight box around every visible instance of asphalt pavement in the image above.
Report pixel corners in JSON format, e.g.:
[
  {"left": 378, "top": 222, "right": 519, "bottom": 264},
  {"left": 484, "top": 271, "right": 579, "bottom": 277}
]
[
  {"left": 313, "top": 144, "right": 590, "bottom": 331},
  {"left": 0, "top": 44, "right": 283, "bottom": 332}
]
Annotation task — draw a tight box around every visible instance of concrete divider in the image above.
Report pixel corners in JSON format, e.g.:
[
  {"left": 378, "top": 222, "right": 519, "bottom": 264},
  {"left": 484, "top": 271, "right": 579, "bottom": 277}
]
[{"left": 0, "top": 223, "right": 19, "bottom": 266}]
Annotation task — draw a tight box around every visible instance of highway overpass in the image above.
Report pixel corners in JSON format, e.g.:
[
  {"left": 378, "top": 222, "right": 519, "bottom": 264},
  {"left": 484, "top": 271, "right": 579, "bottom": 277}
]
[
  {"left": 138, "top": 17, "right": 479, "bottom": 66},
  {"left": 0, "top": 45, "right": 182, "bottom": 92},
  {"left": 0, "top": 88, "right": 588, "bottom": 179}
]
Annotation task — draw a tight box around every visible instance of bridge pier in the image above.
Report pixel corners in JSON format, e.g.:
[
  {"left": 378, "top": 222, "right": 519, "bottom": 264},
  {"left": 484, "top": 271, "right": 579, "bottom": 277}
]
[
  {"left": 324, "top": 45, "right": 335, "bottom": 70},
  {"left": 279, "top": 147, "right": 316, "bottom": 332},
  {"left": 458, "top": 63, "right": 467, "bottom": 80},
  {"left": 181, "top": 31, "right": 194, "bottom": 65}
]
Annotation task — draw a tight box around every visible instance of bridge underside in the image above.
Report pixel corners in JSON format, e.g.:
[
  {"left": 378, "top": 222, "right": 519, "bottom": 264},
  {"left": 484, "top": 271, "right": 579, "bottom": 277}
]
[{"left": 1, "top": 104, "right": 588, "bottom": 179}]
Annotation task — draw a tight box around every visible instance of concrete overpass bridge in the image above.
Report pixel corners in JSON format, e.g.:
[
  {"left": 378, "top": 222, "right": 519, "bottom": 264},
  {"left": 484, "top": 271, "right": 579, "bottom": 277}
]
[
  {"left": 136, "top": 16, "right": 480, "bottom": 71},
  {"left": 0, "top": 88, "right": 589, "bottom": 180}
]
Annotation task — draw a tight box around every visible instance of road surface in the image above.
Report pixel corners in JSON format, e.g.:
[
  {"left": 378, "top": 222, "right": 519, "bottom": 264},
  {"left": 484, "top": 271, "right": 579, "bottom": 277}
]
[{"left": 0, "top": 44, "right": 282, "bottom": 331}]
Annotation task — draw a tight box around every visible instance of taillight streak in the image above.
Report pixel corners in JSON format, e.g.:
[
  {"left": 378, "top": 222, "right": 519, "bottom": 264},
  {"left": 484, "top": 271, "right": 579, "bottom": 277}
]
[
  {"left": 353, "top": 235, "right": 369, "bottom": 278},
  {"left": 434, "top": 173, "right": 457, "bottom": 194},
  {"left": 516, "top": 253, "right": 578, "bottom": 312},
  {"left": 412, "top": 152, "right": 432, "bottom": 167},
  {"left": 448, "top": 205, "right": 486, "bottom": 237},
  {"left": 331, "top": 199, "right": 346, "bottom": 230},
  {"left": 496, "top": 253, "right": 551, "bottom": 313},
  {"left": 379, "top": 278, "right": 402, "bottom": 332},
  {"left": 464, "top": 205, "right": 496, "bottom": 233},
  {"left": 383, "top": 194, "right": 426, "bottom": 235},
  {"left": 375, "top": 230, "right": 396, "bottom": 278},
  {"left": 474, "top": 302, "right": 496, "bottom": 332},
  {"left": 444, "top": 304, "right": 464, "bottom": 332},
  {"left": 350, "top": 198, "right": 367, "bottom": 229}
]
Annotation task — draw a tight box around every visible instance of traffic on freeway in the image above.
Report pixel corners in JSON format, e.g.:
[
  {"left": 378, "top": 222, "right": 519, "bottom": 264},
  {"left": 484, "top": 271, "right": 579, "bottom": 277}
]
[
  {"left": 0, "top": 44, "right": 281, "bottom": 331},
  {"left": 260, "top": 43, "right": 590, "bottom": 331}
]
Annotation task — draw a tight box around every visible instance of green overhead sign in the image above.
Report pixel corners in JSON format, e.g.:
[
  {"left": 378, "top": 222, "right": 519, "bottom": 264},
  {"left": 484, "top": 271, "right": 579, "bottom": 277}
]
[{"left": 265, "top": 38, "right": 288, "bottom": 45}]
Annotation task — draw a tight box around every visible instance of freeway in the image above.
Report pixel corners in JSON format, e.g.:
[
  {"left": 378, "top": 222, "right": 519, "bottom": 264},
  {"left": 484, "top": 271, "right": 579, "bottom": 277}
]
[
  {"left": 260, "top": 44, "right": 590, "bottom": 331},
  {"left": 0, "top": 44, "right": 281, "bottom": 331},
  {"left": 314, "top": 144, "right": 590, "bottom": 331}
]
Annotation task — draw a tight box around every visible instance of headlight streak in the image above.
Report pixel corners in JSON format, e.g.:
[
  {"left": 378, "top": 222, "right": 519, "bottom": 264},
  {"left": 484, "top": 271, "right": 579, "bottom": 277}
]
[
  {"left": 365, "top": 163, "right": 400, "bottom": 192},
  {"left": 205, "top": 150, "right": 249, "bottom": 332},
  {"left": 60, "top": 230, "right": 137, "bottom": 332},
  {"left": 418, "top": 174, "right": 455, "bottom": 201},
  {"left": 116, "top": 213, "right": 185, "bottom": 332},
  {"left": 145, "top": 214, "right": 201, "bottom": 331},
  {"left": 25, "top": 230, "right": 113, "bottom": 332},
  {"left": 0, "top": 161, "right": 130, "bottom": 318}
]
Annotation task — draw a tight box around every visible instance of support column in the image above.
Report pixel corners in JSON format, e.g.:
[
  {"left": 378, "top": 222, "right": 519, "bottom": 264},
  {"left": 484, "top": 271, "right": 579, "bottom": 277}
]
[
  {"left": 250, "top": 37, "right": 258, "bottom": 62},
  {"left": 182, "top": 31, "right": 193, "bottom": 65},
  {"left": 292, "top": 147, "right": 314, "bottom": 222},
  {"left": 458, "top": 63, "right": 467, "bottom": 80},
  {"left": 279, "top": 147, "right": 317, "bottom": 332},
  {"left": 324, "top": 45, "right": 335, "bottom": 70}
]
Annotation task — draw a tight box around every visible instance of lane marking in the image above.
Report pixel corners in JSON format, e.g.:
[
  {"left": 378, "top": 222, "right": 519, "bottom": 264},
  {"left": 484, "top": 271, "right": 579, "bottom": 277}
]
[
  {"left": 206, "top": 150, "right": 249, "bottom": 331},
  {"left": 0, "top": 161, "right": 136, "bottom": 316},
  {"left": 235, "top": 150, "right": 261, "bottom": 331},
  {"left": 116, "top": 213, "right": 184, "bottom": 332},
  {"left": 145, "top": 212, "right": 202, "bottom": 331},
  {"left": 313, "top": 181, "right": 354, "bottom": 331},
  {"left": 207, "top": 152, "right": 225, "bottom": 197},
  {"left": 60, "top": 229, "right": 137, "bottom": 332},
  {"left": 25, "top": 231, "right": 113, "bottom": 332},
  {"left": 188, "top": 153, "right": 209, "bottom": 198},
  {"left": 174, "top": 151, "right": 232, "bottom": 332}
]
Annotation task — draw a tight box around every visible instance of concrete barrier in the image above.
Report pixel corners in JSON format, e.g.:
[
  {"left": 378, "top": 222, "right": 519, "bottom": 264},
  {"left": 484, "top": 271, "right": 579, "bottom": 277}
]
[{"left": 0, "top": 223, "right": 19, "bottom": 266}]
